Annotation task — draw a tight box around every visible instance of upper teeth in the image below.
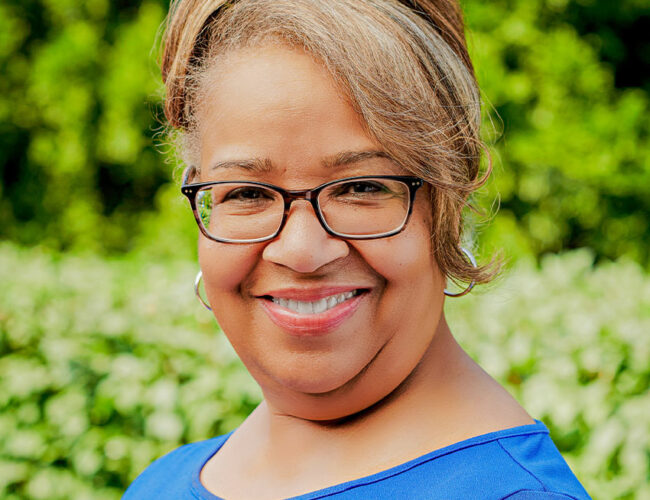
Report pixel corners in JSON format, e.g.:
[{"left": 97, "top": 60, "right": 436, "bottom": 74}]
[{"left": 272, "top": 291, "right": 357, "bottom": 314}]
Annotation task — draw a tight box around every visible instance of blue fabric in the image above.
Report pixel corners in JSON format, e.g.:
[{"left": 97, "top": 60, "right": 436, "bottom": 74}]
[{"left": 123, "top": 420, "right": 591, "bottom": 499}]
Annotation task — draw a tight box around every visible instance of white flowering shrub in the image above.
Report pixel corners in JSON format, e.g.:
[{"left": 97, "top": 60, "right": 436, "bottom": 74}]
[
  {"left": 447, "top": 250, "right": 650, "bottom": 499},
  {"left": 0, "top": 244, "right": 261, "bottom": 500},
  {"left": 0, "top": 244, "right": 647, "bottom": 499}
]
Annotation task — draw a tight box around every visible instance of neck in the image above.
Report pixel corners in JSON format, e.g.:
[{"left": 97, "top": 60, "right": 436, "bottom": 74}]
[
  {"left": 215, "top": 316, "right": 532, "bottom": 497},
  {"left": 254, "top": 316, "right": 485, "bottom": 455}
]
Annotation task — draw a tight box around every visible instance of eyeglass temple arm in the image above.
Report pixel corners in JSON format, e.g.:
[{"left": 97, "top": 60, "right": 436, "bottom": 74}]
[{"left": 182, "top": 166, "right": 197, "bottom": 186}]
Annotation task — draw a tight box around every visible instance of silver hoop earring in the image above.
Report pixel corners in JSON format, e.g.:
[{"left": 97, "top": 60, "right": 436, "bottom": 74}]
[
  {"left": 444, "top": 247, "right": 477, "bottom": 298},
  {"left": 194, "top": 270, "right": 212, "bottom": 311}
]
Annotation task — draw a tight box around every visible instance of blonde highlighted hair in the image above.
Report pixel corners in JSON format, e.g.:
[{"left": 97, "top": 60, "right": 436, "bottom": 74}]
[{"left": 161, "top": 0, "right": 497, "bottom": 285}]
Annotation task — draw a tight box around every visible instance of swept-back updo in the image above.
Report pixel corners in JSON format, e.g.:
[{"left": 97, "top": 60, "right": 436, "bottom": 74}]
[{"left": 161, "top": 0, "right": 496, "bottom": 285}]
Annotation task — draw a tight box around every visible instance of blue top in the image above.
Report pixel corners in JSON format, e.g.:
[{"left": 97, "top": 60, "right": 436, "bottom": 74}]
[{"left": 123, "top": 420, "right": 590, "bottom": 499}]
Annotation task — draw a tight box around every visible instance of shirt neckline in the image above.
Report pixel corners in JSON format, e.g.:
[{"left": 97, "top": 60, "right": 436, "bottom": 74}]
[{"left": 191, "top": 419, "right": 549, "bottom": 500}]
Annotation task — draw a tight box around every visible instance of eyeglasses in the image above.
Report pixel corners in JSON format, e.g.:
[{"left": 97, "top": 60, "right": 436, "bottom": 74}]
[{"left": 181, "top": 170, "right": 424, "bottom": 243}]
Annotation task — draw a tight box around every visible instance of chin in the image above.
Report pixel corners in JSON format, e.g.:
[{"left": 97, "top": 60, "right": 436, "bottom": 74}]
[
  {"left": 252, "top": 355, "right": 405, "bottom": 422},
  {"left": 264, "top": 381, "right": 392, "bottom": 422},
  {"left": 258, "top": 357, "right": 364, "bottom": 396}
]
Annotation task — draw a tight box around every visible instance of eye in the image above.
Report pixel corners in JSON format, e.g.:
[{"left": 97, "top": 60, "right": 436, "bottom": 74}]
[
  {"left": 331, "top": 180, "right": 393, "bottom": 198},
  {"left": 223, "top": 186, "right": 275, "bottom": 202},
  {"left": 350, "top": 181, "right": 383, "bottom": 193},
  {"left": 338, "top": 181, "right": 381, "bottom": 193}
]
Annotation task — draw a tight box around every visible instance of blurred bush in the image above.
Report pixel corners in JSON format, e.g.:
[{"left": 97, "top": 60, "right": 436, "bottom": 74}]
[
  {"left": 465, "top": 0, "right": 650, "bottom": 264},
  {"left": 0, "top": 0, "right": 171, "bottom": 254},
  {"left": 0, "top": 0, "right": 648, "bottom": 263},
  {"left": 0, "top": 242, "right": 261, "bottom": 500},
  {"left": 447, "top": 249, "right": 650, "bottom": 499},
  {"left": 1, "top": 242, "right": 648, "bottom": 499}
]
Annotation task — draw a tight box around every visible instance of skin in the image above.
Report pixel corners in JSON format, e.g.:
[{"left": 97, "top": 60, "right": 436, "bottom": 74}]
[{"left": 195, "top": 44, "right": 533, "bottom": 500}]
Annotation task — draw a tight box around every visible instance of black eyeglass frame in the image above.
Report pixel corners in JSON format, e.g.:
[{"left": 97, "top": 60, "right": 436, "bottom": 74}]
[{"left": 181, "top": 169, "right": 424, "bottom": 243}]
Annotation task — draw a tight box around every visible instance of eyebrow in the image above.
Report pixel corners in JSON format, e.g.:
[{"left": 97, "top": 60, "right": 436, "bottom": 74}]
[
  {"left": 321, "top": 150, "right": 392, "bottom": 168},
  {"left": 208, "top": 150, "right": 392, "bottom": 172},
  {"left": 209, "top": 158, "right": 274, "bottom": 173}
]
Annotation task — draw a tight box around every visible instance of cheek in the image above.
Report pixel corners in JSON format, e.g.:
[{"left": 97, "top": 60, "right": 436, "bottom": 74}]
[
  {"left": 353, "top": 212, "right": 441, "bottom": 292},
  {"left": 198, "top": 237, "right": 261, "bottom": 293},
  {"left": 351, "top": 208, "right": 445, "bottom": 342}
]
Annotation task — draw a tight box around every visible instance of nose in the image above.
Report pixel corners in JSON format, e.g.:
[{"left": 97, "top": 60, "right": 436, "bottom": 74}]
[{"left": 262, "top": 200, "right": 349, "bottom": 273}]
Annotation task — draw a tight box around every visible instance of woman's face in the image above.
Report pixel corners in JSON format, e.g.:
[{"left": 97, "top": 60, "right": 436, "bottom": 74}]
[{"left": 197, "top": 44, "right": 447, "bottom": 420}]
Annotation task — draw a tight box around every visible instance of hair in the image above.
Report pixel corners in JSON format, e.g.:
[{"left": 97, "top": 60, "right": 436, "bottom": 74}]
[{"left": 161, "top": 0, "right": 498, "bottom": 285}]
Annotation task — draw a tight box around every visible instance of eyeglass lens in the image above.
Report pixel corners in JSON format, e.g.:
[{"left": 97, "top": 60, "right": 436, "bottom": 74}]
[{"left": 195, "top": 178, "right": 411, "bottom": 242}]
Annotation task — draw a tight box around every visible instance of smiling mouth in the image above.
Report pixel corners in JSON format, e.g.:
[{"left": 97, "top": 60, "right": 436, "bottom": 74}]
[{"left": 260, "top": 289, "right": 367, "bottom": 315}]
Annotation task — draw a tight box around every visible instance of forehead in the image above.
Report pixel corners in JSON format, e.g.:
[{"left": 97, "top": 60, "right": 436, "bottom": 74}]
[
  {"left": 202, "top": 43, "right": 343, "bottom": 115},
  {"left": 196, "top": 44, "right": 382, "bottom": 176}
]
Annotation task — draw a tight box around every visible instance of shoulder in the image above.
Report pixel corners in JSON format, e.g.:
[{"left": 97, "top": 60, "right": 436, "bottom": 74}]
[
  {"left": 122, "top": 433, "right": 230, "bottom": 500},
  {"left": 336, "top": 421, "right": 591, "bottom": 500},
  {"left": 502, "top": 492, "right": 586, "bottom": 500},
  {"left": 494, "top": 424, "right": 591, "bottom": 499}
]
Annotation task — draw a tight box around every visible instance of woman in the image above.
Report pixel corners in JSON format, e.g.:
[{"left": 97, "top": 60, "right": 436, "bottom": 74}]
[{"left": 124, "top": 0, "right": 590, "bottom": 498}]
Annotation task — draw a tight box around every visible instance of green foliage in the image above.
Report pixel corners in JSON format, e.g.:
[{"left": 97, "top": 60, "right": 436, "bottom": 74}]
[
  {"left": 0, "top": 0, "right": 170, "bottom": 253},
  {"left": 1, "top": 243, "right": 648, "bottom": 499},
  {"left": 0, "top": 0, "right": 648, "bottom": 263},
  {"left": 463, "top": 0, "right": 650, "bottom": 264}
]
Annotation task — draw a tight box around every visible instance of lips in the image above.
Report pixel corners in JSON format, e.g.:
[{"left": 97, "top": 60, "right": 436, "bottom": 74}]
[{"left": 257, "top": 287, "right": 369, "bottom": 336}]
